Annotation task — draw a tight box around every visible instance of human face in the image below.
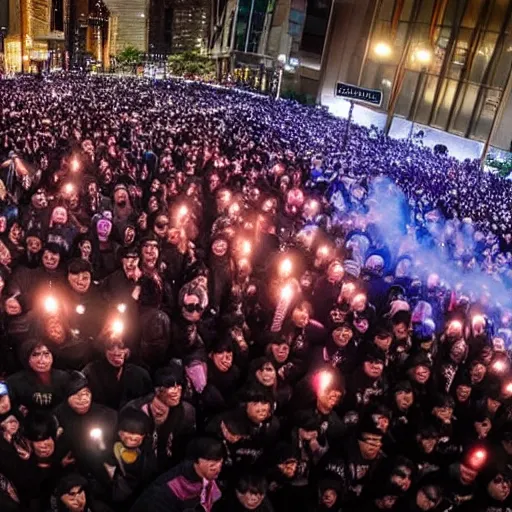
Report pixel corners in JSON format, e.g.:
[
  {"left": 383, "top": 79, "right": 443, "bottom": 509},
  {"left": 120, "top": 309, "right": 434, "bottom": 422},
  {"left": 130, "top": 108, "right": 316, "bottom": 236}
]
[
  {"left": 27, "top": 236, "right": 42, "bottom": 254},
  {"left": 1, "top": 415, "right": 19, "bottom": 437},
  {"left": 393, "top": 322, "right": 409, "bottom": 341},
  {"left": 68, "top": 271, "right": 91, "bottom": 295},
  {"left": 395, "top": 390, "right": 414, "bottom": 411},
  {"left": 413, "top": 365, "right": 431, "bottom": 384},
  {"left": 488, "top": 474, "right": 511, "bottom": 501},
  {"left": 43, "top": 250, "right": 60, "bottom": 270},
  {"left": 450, "top": 340, "right": 467, "bottom": 363},
  {"left": 122, "top": 255, "right": 139, "bottom": 275},
  {"left": 392, "top": 466, "right": 412, "bottom": 491},
  {"left": 212, "top": 239, "right": 228, "bottom": 257},
  {"left": 61, "top": 486, "right": 87, "bottom": 512},
  {"left": 317, "top": 389, "right": 342, "bottom": 413},
  {"left": 148, "top": 196, "right": 159, "bottom": 213},
  {"left": 420, "top": 436, "right": 438, "bottom": 454},
  {"left": 256, "top": 363, "right": 276, "bottom": 386},
  {"left": 332, "top": 326, "right": 353, "bottom": 347},
  {"left": 456, "top": 385, "right": 471, "bottom": 403},
  {"left": 153, "top": 215, "right": 169, "bottom": 239},
  {"left": 474, "top": 418, "right": 492, "bottom": 438},
  {"left": 168, "top": 228, "right": 181, "bottom": 245},
  {"left": 0, "top": 240, "right": 11, "bottom": 267},
  {"left": 364, "top": 360, "right": 384, "bottom": 379},
  {"left": 212, "top": 351, "right": 233, "bottom": 373},
  {"left": 29, "top": 345, "right": 53, "bottom": 373},
  {"left": 375, "top": 334, "right": 392, "bottom": 352},
  {"left": 246, "top": 402, "right": 271, "bottom": 424},
  {"left": 119, "top": 430, "right": 144, "bottom": 449},
  {"left": 9, "top": 223, "right": 23, "bottom": 244},
  {"left": 459, "top": 464, "right": 478, "bottom": 484},
  {"left": 157, "top": 385, "right": 182, "bottom": 407},
  {"left": 52, "top": 207, "right": 68, "bottom": 225},
  {"left": 236, "top": 489, "right": 265, "bottom": 510},
  {"left": 358, "top": 433, "right": 383, "bottom": 459},
  {"left": 33, "top": 437, "right": 55, "bottom": 459},
  {"left": 80, "top": 241, "right": 92, "bottom": 260},
  {"left": 0, "top": 395, "right": 11, "bottom": 415},
  {"left": 181, "top": 294, "right": 203, "bottom": 322},
  {"left": 32, "top": 190, "right": 48, "bottom": 209},
  {"left": 292, "top": 306, "right": 309, "bottom": 328},
  {"left": 321, "top": 489, "right": 337, "bottom": 508},
  {"left": 487, "top": 397, "right": 501, "bottom": 414},
  {"left": 470, "top": 363, "right": 486, "bottom": 384},
  {"left": 124, "top": 227, "right": 135, "bottom": 246},
  {"left": 96, "top": 219, "right": 112, "bottom": 242},
  {"left": 376, "top": 496, "right": 398, "bottom": 509},
  {"left": 105, "top": 341, "right": 129, "bottom": 368},
  {"left": 67, "top": 388, "right": 92, "bottom": 415},
  {"left": 142, "top": 241, "right": 159, "bottom": 268},
  {"left": 416, "top": 489, "right": 439, "bottom": 511},
  {"left": 195, "top": 458, "right": 223, "bottom": 481},
  {"left": 278, "top": 459, "right": 297, "bottom": 479},
  {"left": 433, "top": 406, "right": 453, "bottom": 423},
  {"left": 271, "top": 343, "right": 290, "bottom": 363}
]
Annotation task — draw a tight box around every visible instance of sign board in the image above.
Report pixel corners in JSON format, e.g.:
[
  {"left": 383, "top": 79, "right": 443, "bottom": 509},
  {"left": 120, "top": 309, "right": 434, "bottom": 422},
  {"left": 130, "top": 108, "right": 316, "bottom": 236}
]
[{"left": 335, "top": 82, "right": 383, "bottom": 107}]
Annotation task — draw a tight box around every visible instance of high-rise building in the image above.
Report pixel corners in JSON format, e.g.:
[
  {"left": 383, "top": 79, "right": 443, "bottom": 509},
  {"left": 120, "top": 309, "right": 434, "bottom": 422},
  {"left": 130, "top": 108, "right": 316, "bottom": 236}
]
[
  {"left": 103, "top": 0, "right": 149, "bottom": 55},
  {"left": 169, "top": 0, "right": 210, "bottom": 53},
  {"left": 317, "top": 0, "right": 512, "bottom": 158},
  {"left": 4, "top": 0, "right": 67, "bottom": 73},
  {"left": 148, "top": 0, "right": 173, "bottom": 56}
]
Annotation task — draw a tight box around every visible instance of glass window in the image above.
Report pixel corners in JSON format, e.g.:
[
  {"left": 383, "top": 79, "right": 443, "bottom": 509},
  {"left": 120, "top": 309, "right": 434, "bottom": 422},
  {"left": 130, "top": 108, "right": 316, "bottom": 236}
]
[
  {"left": 471, "top": 87, "right": 502, "bottom": 139},
  {"left": 461, "top": 0, "right": 486, "bottom": 29},
  {"left": 443, "top": 0, "right": 462, "bottom": 27},
  {"left": 394, "top": 70, "right": 419, "bottom": 117},
  {"left": 491, "top": 34, "right": 512, "bottom": 87},
  {"left": 432, "top": 78, "right": 458, "bottom": 129},
  {"left": 469, "top": 32, "right": 498, "bottom": 83},
  {"left": 450, "top": 83, "right": 480, "bottom": 133},
  {"left": 418, "top": 0, "right": 435, "bottom": 23},
  {"left": 487, "top": 0, "right": 510, "bottom": 31},
  {"left": 380, "top": 0, "right": 395, "bottom": 22},
  {"left": 416, "top": 74, "right": 439, "bottom": 124},
  {"left": 447, "top": 28, "right": 472, "bottom": 79},
  {"left": 400, "top": 0, "right": 415, "bottom": 22}
]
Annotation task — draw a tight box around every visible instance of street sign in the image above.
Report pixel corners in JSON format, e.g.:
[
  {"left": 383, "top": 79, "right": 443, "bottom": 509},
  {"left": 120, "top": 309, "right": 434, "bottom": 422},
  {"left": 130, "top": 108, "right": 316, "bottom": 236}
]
[{"left": 335, "top": 82, "right": 383, "bottom": 107}]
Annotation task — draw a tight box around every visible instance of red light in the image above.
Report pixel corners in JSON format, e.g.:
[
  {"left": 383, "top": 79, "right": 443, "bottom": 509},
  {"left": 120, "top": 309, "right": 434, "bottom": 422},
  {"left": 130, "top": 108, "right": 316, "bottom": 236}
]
[
  {"left": 470, "top": 449, "right": 487, "bottom": 469},
  {"left": 317, "top": 371, "right": 332, "bottom": 394}
]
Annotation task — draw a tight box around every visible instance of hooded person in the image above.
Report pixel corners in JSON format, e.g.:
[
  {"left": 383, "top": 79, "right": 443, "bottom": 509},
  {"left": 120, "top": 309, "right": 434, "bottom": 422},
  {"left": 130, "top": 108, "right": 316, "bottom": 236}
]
[
  {"left": 19, "top": 227, "right": 43, "bottom": 269},
  {"left": 53, "top": 372, "right": 117, "bottom": 498},
  {"left": 64, "top": 258, "right": 106, "bottom": 341},
  {"left": 48, "top": 472, "right": 114, "bottom": 512},
  {"left": 46, "top": 204, "right": 77, "bottom": 258},
  {"left": 129, "top": 436, "right": 224, "bottom": 512},
  {"left": 111, "top": 407, "right": 158, "bottom": 507},
  {"left": 212, "top": 472, "right": 274, "bottom": 512},
  {"left": 90, "top": 212, "right": 118, "bottom": 280},
  {"left": 137, "top": 274, "right": 171, "bottom": 373},
  {"left": 206, "top": 387, "right": 280, "bottom": 474},
  {"left": 123, "top": 362, "right": 197, "bottom": 472},
  {"left": 83, "top": 337, "right": 152, "bottom": 412},
  {"left": 207, "top": 234, "right": 234, "bottom": 317},
  {"left": 171, "top": 279, "right": 210, "bottom": 394},
  {"left": 7, "top": 339, "right": 70, "bottom": 412},
  {"left": 316, "top": 321, "right": 358, "bottom": 375}
]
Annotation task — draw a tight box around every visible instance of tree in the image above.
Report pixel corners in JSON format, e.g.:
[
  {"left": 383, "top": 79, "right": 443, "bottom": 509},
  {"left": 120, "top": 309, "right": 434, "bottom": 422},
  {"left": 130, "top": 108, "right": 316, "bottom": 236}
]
[
  {"left": 117, "top": 45, "right": 143, "bottom": 66},
  {"left": 167, "top": 51, "right": 215, "bottom": 78}
]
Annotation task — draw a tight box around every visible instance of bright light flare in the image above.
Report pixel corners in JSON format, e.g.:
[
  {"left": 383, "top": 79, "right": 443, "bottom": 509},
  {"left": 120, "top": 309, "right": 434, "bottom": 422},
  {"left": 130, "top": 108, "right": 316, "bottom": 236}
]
[
  {"left": 76, "top": 304, "right": 85, "bottom": 315},
  {"left": 469, "top": 449, "right": 487, "bottom": 469},
  {"left": 318, "top": 246, "right": 329, "bottom": 257},
  {"left": 63, "top": 183, "right": 75, "bottom": 195},
  {"left": 280, "top": 258, "right": 293, "bottom": 277},
  {"left": 90, "top": 428, "right": 103, "bottom": 441},
  {"left": 414, "top": 48, "right": 432, "bottom": 65},
  {"left": 374, "top": 42, "right": 392, "bottom": 58},
  {"left": 112, "top": 319, "right": 124, "bottom": 336},
  {"left": 281, "top": 285, "right": 293, "bottom": 301},
  {"left": 177, "top": 205, "right": 188, "bottom": 221},
  {"left": 493, "top": 360, "right": 506, "bottom": 373},
  {"left": 71, "top": 159, "right": 80, "bottom": 172},
  {"left": 241, "top": 240, "right": 252, "bottom": 256},
  {"left": 317, "top": 371, "right": 333, "bottom": 394},
  {"left": 44, "top": 296, "right": 58, "bottom": 314},
  {"left": 117, "top": 303, "right": 127, "bottom": 314}
]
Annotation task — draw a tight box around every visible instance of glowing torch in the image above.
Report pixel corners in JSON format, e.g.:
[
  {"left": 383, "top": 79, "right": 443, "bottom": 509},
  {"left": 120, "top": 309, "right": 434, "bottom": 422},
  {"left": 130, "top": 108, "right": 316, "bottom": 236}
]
[
  {"left": 117, "top": 303, "right": 127, "bottom": 314},
  {"left": 271, "top": 284, "right": 294, "bottom": 333},
  {"left": 71, "top": 159, "right": 80, "bottom": 172},
  {"left": 111, "top": 319, "right": 124, "bottom": 337},
  {"left": 279, "top": 258, "right": 293, "bottom": 278},
  {"left": 76, "top": 304, "right": 85, "bottom": 315},
  {"left": 63, "top": 183, "right": 75, "bottom": 196},
  {"left": 44, "top": 296, "right": 59, "bottom": 315},
  {"left": 241, "top": 240, "right": 252, "bottom": 257},
  {"left": 90, "top": 428, "right": 105, "bottom": 450}
]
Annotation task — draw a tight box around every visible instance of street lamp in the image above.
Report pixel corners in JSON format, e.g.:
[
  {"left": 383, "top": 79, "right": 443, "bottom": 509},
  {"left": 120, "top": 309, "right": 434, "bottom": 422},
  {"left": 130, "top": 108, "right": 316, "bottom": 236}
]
[
  {"left": 373, "top": 42, "right": 392, "bottom": 59},
  {"left": 276, "top": 53, "right": 287, "bottom": 100}
]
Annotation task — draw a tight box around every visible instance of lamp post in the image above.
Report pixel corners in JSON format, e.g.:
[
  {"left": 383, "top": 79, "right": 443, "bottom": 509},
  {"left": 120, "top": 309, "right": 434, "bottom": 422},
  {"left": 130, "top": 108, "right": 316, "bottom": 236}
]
[{"left": 276, "top": 53, "right": 286, "bottom": 99}]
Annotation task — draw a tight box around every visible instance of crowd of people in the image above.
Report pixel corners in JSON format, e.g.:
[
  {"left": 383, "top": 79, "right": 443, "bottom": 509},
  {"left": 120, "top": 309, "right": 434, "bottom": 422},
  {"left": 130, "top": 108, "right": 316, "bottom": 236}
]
[{"left": 0, "top": 73, "right": 511, "bottom": 512}]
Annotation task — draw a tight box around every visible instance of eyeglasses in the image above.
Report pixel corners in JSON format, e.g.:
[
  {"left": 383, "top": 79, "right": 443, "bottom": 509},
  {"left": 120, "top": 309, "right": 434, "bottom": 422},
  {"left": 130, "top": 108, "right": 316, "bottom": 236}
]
[
  {"left": 155, "top": 222, "right": 169, "bottom": 229},
  {"left": 183, "top": 303, "right": 203, "bottom": 313},
  {"left": 493, "top": 475, "right": 510, "bottom": 484}
]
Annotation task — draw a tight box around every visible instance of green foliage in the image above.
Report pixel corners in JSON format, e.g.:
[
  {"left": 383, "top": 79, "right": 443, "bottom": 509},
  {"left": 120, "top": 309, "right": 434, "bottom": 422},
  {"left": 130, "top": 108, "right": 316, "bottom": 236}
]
[
  {"left": 117, "top": 46, "right": 143, "bottom": 65},
  {"left": 167, "top": 51, "right": 215, "bottom": 78},
  {"left": 486, "top": 155, "right": 512, "bottom": 178}
]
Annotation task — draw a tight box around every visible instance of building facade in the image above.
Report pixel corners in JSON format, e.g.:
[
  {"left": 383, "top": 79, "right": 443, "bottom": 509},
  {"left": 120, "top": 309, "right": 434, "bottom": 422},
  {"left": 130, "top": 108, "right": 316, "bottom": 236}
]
[
  {"left": 317, "top": 0, "right": 512, "bottom": 156},
  {"left": 169, "top": 0, "right": 209, "bottom": 53},
  {"left": 4, "top": 0, "right": 67, "bottom": 73},
  {"left": 103, "top": 0, "right": 149, "bottom": 55},
  {"left": 148, "top": 0, "right": 173, "bottom": 55}
]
